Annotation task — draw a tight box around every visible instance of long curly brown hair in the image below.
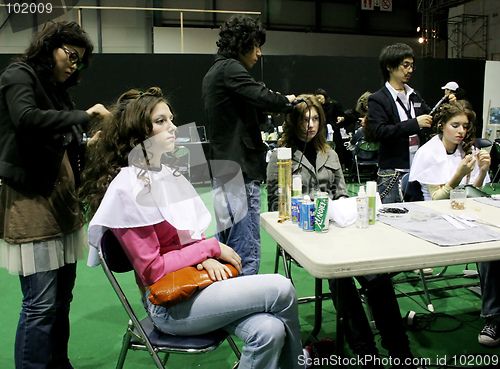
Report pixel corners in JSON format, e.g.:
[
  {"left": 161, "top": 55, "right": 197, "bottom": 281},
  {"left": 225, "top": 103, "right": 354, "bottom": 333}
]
[
  {"left": 79, "top": 87, "right": 177, "bottom": 219},
  {"left": 279, "top": 94, "right": 329, "bottom": 154},
  {"left": 433, "top": 100, "right": 476, "bottom": 155}
]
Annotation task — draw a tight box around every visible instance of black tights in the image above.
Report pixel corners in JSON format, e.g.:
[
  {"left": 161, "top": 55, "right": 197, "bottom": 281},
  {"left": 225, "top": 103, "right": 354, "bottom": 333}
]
[{"left": 329, "top": 274, "right": 412, "bottom": 363}]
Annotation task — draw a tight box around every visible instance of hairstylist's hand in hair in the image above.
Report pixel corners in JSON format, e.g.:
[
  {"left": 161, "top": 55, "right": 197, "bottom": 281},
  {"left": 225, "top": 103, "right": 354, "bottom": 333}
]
[
  {"left": 86, "top": 130, "right": 101, "bottom": 146},
  {"left": 272, "top": 90, "right": 296, "bottom": 104},
  {"left": 86, "top": 103, "right": 110, "bottom": 118},
  {"left": 417, "top": 114, "right": 433, "bottom": 128}
]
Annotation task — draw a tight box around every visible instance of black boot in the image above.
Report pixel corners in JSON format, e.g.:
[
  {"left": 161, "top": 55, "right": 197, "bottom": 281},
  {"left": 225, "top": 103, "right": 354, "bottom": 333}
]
[
  {"left": 361, "top": 274, "right": 413, "bottom": 362},
  {"left": 329, "top": 278, "right": 384, "bottom": 368}
]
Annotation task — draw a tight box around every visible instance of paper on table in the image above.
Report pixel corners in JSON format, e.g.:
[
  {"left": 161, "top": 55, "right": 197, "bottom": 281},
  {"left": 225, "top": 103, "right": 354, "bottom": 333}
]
[
  {"left": 378, "top": 203, "right": 500, "bottom": 246},
  {"left": 442, "top": 214, "right": 466, "bottom": 229},
  {"left": 474, "top": 197, "right": 500, "bottom": 209}
]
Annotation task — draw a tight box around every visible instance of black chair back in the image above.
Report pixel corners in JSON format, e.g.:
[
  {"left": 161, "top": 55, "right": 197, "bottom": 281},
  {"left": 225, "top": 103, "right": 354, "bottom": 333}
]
[
  {"left": 101, "top": 230, "right": 133, "bottom": 273},
  {"left": 400, "top": 173, "right": 424, "bottom": 202},
  {"left": 474, "top": 137, "right": 492, "bottom": 149}
]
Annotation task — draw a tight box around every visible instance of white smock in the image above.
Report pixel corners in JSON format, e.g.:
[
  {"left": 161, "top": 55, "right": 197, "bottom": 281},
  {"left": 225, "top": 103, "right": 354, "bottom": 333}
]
[
  {"left": 409, "top": 135, "right": 490, "bottom": 200},
  {"left": 87, "top": 164, "right": 211, "bottom": 267}
]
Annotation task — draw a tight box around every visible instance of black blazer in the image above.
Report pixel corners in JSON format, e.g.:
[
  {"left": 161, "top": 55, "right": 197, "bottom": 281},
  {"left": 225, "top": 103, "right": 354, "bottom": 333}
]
[
  {"left": 368, "top": 85, "right": 431, "bottom": 170},
  {"left": 0, "top": 62, "right": 89, "bottom": 196},
  {"left": 202, "top": 56, "right": 293, "bottom": 181}
]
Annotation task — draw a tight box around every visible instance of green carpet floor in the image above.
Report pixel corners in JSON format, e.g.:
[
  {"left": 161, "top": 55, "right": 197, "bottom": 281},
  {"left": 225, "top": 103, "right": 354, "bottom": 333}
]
[{"left": 1, "top": 181, "right": 500, "bottom": 368}]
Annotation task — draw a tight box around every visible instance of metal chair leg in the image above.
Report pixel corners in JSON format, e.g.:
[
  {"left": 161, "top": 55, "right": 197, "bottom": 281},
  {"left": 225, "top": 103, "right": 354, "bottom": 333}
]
[
  {"left": 356, "top": 156, "right": 361, "bottom": 184},
  {"left": 274, "top": 244, "right": 281, "bottom": 274},
  {"left": 418, "top": 269, "right": 435, "bottom": 312},
  {"left": 280, "top": 246, "right": 292, "bottom": 280},
  {"left": 161, "top": 353, "right": 170, "bottom": 365},
  {"left": 490, "top": 166, "right": 500, "bottom": 190},
  {"left": 116, "top": 321, "right": 133, "bottom": 369},
  {"left": 227, "top": 335, "right": 241, "bottom": 369}
]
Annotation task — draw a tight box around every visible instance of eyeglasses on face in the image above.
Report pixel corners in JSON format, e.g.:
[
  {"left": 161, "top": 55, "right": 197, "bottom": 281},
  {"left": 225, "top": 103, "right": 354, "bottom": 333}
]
[
  {"left": 60, "top": 46, "right": 84, "bottom": 70},
  {"left": 400, "top": 62, "right": 416, "bottom": 71}
]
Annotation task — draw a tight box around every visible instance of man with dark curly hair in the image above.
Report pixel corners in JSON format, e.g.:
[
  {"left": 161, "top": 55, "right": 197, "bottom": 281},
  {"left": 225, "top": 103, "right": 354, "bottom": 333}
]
[{"left": 202, "top": 15, "right": 296, "bottom": 275}]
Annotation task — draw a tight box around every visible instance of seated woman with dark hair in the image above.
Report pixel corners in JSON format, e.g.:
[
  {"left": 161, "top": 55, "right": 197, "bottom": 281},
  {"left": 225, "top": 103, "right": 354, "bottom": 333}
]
[
  {"left": 349, "top": 91, "right": 374, "bottom": 146},
  {"left": 267, "top": 94, "right": 422, "bottom": 369}
]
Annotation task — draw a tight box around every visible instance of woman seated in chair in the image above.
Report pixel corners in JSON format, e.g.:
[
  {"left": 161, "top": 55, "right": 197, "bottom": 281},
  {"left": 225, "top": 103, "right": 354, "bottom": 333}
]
[
  {"left": 409, "top": 100, "right": 499, "bottom": 348},
  {"left": 409, "top": 100, "right": 490, "bottom": 200},
  {"left": 349, "top": 116, "right": 378, "bottom": 161},
  {"left": 267, "top": 94, "right": 421, "bottom": 369},
  {"left": 267, "top": 94, "right": 349, "bottom": 204},
  {"left": 81, "top": 87, "right": 335, "bottom": 369},
  {"left": 348, "top": 91, "right": 375, "bottom": 154},
  {"left": 346, "top": 92, "right": 378, "bottom": 183}
]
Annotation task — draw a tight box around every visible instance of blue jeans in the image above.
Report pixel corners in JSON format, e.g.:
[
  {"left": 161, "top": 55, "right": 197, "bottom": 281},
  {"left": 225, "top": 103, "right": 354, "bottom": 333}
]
[
  {"left": 145, "top": 274, "right": 303, "bottom": 369},
  {"left": 478, "top": 261, "right": 500, "bottom": 319},
  {"left": 15, "top": 263, "right": 76, "bottom": 369},
  {"left": 377, "top": 169, "right": 403, "bottom": 204},
  {"left": 212, "top": 175, "right": 261, "bottom": 275}
]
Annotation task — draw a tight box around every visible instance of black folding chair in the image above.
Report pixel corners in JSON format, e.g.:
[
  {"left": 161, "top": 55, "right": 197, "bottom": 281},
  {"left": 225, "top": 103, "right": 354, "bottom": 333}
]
[
  {"left": 98, "top": 230, "right": 241, "bottom": 369},
  {"left": 351, "top": 141, "right": 379, "bottom": 184},
  {"left": 490, "top": 141, "right": 500, "bottom": 190}
]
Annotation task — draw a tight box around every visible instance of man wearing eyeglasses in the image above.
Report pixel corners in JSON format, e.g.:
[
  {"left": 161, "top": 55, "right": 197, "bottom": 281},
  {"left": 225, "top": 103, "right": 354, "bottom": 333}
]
[{"left": 368, "top": 42, "right": 433, "bottom": 204}]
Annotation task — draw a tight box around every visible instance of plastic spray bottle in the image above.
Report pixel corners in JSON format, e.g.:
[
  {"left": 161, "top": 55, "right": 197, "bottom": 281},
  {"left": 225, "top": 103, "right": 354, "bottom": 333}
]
[{"left": 356, "top": 185, "right": 369, "bottom": 228}]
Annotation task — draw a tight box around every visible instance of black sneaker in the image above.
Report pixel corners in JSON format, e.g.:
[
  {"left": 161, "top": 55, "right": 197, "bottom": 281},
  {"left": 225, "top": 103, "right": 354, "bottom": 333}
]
[
  {"left": 304, "top": 338, "right": 335, "bottom": 368},
  {"left": 478, "top": 319, "right": 500, "bottom": 346}
]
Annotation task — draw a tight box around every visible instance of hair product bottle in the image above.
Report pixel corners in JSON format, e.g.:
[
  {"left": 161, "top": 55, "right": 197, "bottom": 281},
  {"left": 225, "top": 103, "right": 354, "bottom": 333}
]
[
  {"left": 277, "top": 148, "right": 292, "bottom": 219},
  {"left": 366, "top": 181, "right": 377, "bottom": 225}
]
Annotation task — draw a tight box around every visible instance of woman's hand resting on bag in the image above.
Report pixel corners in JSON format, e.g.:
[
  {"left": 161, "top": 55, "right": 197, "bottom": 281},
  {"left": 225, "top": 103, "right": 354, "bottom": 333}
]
[
  {"left": 196, "top": 243, "right": 242, "bottom": 280},
  {"left": 197, "top": 258, "right": 233, "bottom": 281},
  {"left": 218, "top": 243, "right": 242, "bottom": 273}
]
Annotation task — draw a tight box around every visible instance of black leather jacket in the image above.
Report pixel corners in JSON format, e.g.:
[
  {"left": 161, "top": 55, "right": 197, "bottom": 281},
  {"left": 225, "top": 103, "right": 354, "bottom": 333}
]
[
  {"left": 202, "top": 55, "right": 293, "bottom": 181},
  {"left": 0, "top": 62, "right": 89, "bottom": 196}
]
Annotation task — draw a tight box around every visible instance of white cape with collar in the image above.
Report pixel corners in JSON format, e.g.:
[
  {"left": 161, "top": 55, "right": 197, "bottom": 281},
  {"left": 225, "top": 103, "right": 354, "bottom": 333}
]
[
  {"left": 87, "top": 165, "right": 211, "bottom": 266},
  {"left": 409, "top": 135, "right": 489, "bottom": 186}
]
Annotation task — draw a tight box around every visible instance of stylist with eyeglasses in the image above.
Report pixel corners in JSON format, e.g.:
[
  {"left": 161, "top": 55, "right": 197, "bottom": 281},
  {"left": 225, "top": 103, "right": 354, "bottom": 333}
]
[
  {"left": 368, "top": 42, "right": 432, "bottom": 204},
  {"left": 0, "top": 21, "right": 109, "bottom": 368}
]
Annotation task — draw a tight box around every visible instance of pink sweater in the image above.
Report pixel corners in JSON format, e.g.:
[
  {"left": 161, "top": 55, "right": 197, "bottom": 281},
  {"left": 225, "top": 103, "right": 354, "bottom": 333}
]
[{"left": 111, "top": 221, "right": 221, "bottom": 286}]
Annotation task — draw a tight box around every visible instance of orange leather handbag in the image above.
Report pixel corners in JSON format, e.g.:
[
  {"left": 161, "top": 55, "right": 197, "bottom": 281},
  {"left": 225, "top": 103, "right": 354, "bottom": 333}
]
[{"left": 148, "top": 264, "right": 239, "bottom": 307}]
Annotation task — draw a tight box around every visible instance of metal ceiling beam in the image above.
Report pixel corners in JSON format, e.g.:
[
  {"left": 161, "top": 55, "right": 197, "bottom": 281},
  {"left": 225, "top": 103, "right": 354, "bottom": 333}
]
[
  {"left": 417, "top": 0, "right": 485, "bottom": 58},
  {"left": 417, "top": 0, "right": 473, "bottom": 12}
]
